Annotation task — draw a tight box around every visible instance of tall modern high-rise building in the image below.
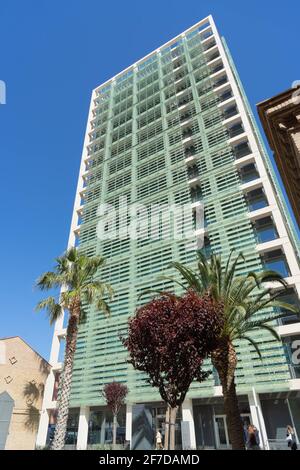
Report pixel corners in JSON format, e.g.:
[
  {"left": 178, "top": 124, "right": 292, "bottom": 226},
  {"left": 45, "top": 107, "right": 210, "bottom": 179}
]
[{"left": 37, "top": 16, "right": 300, "bottom": 450}]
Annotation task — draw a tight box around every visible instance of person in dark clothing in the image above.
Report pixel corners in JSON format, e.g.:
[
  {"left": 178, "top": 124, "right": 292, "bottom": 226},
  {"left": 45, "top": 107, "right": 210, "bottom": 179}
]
[{"left": 246, "top": 424, "right": 260, "bottom": 450}]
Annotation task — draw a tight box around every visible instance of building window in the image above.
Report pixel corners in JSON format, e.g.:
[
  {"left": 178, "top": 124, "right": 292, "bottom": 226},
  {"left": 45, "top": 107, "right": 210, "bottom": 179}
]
[
  {"left": 245, "top": 188, "right": 268, "bottom": 211},
  {"left": 261, "top": 249, "right": 291, "bottom": 278},
  {"left": 253, "top": 216, "right": 278, "bottom": 244}
]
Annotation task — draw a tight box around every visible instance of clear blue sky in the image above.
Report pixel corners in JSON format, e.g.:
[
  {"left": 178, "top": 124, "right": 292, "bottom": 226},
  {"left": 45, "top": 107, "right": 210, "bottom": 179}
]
[{"left": 1, "top": 0, "right": 299, "bottom": 360}]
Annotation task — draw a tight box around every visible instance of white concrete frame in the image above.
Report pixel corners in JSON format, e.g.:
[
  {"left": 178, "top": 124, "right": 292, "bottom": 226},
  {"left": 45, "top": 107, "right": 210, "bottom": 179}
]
[{"left": 37, "top": 15, "right": 300, "bottom": 449}]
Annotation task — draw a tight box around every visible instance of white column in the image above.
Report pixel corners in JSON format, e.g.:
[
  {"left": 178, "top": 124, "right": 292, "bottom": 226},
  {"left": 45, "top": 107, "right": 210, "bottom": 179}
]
[
  {"left": 181, "top": 399, "right": 196, "bottom": 450},
  {"left": 248, "top": 388, "right": 269, "bottom": 450},
  {"left": 126, "top": 404, "right": 133, "bottom": 449},
  {"left": 36, "top": 409, "right": 50, "bottom": 448},
  {"left": 76, "top": 406, "right": 90, "bottom": 450},
  {"left": 100, "top": 415, "right": 106, "bottom": 444}
]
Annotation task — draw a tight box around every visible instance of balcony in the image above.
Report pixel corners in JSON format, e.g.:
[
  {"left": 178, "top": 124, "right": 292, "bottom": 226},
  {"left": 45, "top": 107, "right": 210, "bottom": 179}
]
[
  {"left": 253, "top": 217, "right": 279, "bottom": 244},
  {"left": 223, "top": 106, "right": 239, "bottom": 121},
  {"left": 246, "top": 188, "right": 269, "bottom": 212},
  {"left": 201, "top": 238, "right": 212, "bottom": 259},
  {"left": 261, "top": 249, "right": 291, "bottom": 278},
  {"left": 180, "top": 111, "right": 193, "bottom": 123},
  {"left": 239, "top": 163, "right": 260, "bottom": 184},
  {"left": 182, "top": 127, "right": 195, "bottom": 140},
  {"left": 207, "top": 52, "right": 220, "bottom": 63},
  {"left": 174, "top": 71, "right": 186, "bottom": 82},
  {"left": 275, "top": 289, "right": 300, "bottom": 326},
  {"left": 190, "top": 185, "right": 202, "bottom": 203},
  {"left": 187, "top": 165, "right": 199, "bottom": 180},
  {"left": 228, "top": 123, "right": 245, "bottom": 139},
  {"left": 185, "top": 145, "right": 196, "bottom": 159},
  {"left": 173, "top": 59, "right": 185, "bottom": 71},
  {"left": 233, "top": 141, "right": 252, "bottom": 160},
  {"left": 219, "top": 90, "right": 233, "bottom": 103},
  {"left": 201, "top": 30, "right": 213, "bottom": 41},
  {"left": 177, "top": 95, "right": 192, "bottom": 108},
  {"left": 210, "top": 64, "right": 224, "bottom": 75},
  {"left": 213, "top": 76, "right": 228, "bottom": 90},
  {"left": 203, "top": 40, "right": 217, "bottom": 51}
]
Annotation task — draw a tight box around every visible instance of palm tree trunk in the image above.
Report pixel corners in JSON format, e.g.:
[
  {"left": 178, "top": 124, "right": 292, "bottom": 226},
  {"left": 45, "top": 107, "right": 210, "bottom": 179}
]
[
  {"left": 164, "top": 406, "right": 170, "bottom": 450},
  {"left": 169, "top": 406, "right": 178, "bottom": 450},
  {"left": 51, "top": 302, "right": 80, "bottom": 450},
  {"left": 112, "top": 414, "right": 117, "bottom": 448},
  {"left": 211, "top": 340, "right": 245, "bottom": 450}
]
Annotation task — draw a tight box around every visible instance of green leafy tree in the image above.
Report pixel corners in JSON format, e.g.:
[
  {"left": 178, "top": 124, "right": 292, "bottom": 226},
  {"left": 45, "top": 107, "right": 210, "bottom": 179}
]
[
  {"left": 36, "top": 247, "right": 113, "bottom": 450},
  {"left": 164, "top": 250, "right": 298, "bottom": 449}
]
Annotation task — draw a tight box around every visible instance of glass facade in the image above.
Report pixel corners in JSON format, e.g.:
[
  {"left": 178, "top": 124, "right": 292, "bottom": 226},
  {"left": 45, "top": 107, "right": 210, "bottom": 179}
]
[{"left": 66, "top": 17, "right": 300, "bottom": 409}]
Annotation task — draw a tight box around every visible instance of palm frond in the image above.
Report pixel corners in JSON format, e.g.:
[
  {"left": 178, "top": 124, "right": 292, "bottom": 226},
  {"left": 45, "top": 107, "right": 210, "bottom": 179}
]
[
  {"left": 257, "top": 270, "right": 288, "bottom": 288},
  {"left": 169, "top": 261, "right": 203, "bottom": 293},
  {"left": 36, "top": 272, "right": 65, "bottom": 290},
  {"left": 96, "top": 298, "right": 111, "bottom": 316},
  {"left": 157, "top": 274, "right": 187, "bottom": 291},
  {"left": 36, "top": 248, "right": 113, "bottom": 326},
  {"left": 239, "top": 335, "right": 263, "bottom": 360},
  {"left": 35, "top": 297, "right": 62, "bottom": 324}
]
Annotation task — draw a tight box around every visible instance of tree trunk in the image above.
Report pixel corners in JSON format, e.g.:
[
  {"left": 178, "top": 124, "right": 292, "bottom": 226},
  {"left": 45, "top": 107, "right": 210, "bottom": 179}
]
[
  {"left": 164, "top": 406, "right": 170, "bottom": 450},
  {"left": 169, "top": 406, "right": 178, "bottom": 451},
  {"left": 211, "top": 340, "right": 245, "bottom": 450},
  {"left": 51, "top": 300, "right": 80, "bottom": 450},
  {"left": 112, "top": 414, "right": 117, "bottom": 448}
]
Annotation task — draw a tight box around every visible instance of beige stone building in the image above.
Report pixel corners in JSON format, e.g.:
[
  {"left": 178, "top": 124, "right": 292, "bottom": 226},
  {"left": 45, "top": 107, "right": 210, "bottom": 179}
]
[
  {"left": 0, "top": 336, "right": 50, "bottom": 449},
  {"left": 257, "top": 85, "right": 300, "bottom": 228}
]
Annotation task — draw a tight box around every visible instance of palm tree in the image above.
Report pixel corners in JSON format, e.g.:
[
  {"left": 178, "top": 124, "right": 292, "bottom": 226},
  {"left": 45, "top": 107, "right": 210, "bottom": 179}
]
[
  {"left": 36, "top": 247, "right": 113, "bottom": 450},
  {"left": 165, "top": 250, "right": 298, "bottom": 450}
]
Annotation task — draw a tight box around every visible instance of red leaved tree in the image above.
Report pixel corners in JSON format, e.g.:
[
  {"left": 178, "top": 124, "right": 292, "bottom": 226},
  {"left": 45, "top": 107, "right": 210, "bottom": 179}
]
[
  {"left": 122, "top": 290, "right": 223, "bottom": 450},
  {"left": 102, "top": 382, "right": 128, "bottom": 448}
]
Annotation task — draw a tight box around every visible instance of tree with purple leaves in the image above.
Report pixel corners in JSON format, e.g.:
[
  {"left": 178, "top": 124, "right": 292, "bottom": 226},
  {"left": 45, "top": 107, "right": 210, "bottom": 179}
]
[
  {"left": 122, "top": 290, "right": 223, "bottom": 450},
  {"left": 102, "top": 382, "right": 128, "bottom": 448}
]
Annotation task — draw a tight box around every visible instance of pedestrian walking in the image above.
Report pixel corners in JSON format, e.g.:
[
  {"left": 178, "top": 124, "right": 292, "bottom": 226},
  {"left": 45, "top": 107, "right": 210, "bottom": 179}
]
[
  {"left": 286, "top": 425, "right": 298, "bottom": 451},
  {"left": 156, "top": 430, "right": 163, "bottom": 450}
]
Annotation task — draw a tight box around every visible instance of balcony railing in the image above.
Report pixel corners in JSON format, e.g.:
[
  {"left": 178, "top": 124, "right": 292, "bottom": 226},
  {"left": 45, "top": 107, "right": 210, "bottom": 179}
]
[
  {"left": 207, "top": 52, "right": 220, "bottom": 62},
  {"left": 219, "top": 90, "right": 233, "bottom": 102},
  {"left": 182, "top": 128, "right": 194, "bottom": 139},
  {"left": 180, "top": 112, "right": 193, "bottom": 122},
  {"left": 255, "top": 225, "right": 278, "bottom": 244},
  {"left": 263, "top": 259, "right": 291, "bottom": 278},
  {"left": 188, "top": 169, "right": 199, "bottom": 180},
  {"left": 228, "top": 124, "right": 244, "bottom": 138},
  {"left": 240, "top": 171, "right": 259, "bottom": 184},
  {"left": 191, "top": 194, "right": 203, "bottom": 203},
  {"left": 277, "top": 313, "right": 300, "bottom": 326},
  {"left": 211, "top": 64, "right": 224, "bottom": 75},
  {"left": 223, "top": 107, "right": 238, "bottom": 120},
  {"left": 234, "top": 143, "right": 252, "bottom": 159},
  {"left": 201, "top": 30, "right": 213, "bottom": 41},
  {"left": 203, "top": 41, "right": 216, "bottom": 51},
  {"left": 185, "top": 147, "right": 196, "bottom": 158},
  {"left": 213, "top": 77, "right": 228, "bottom": 89},
  {"left": 247, "top": 197, "right": 268, "bottom": 212}
]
